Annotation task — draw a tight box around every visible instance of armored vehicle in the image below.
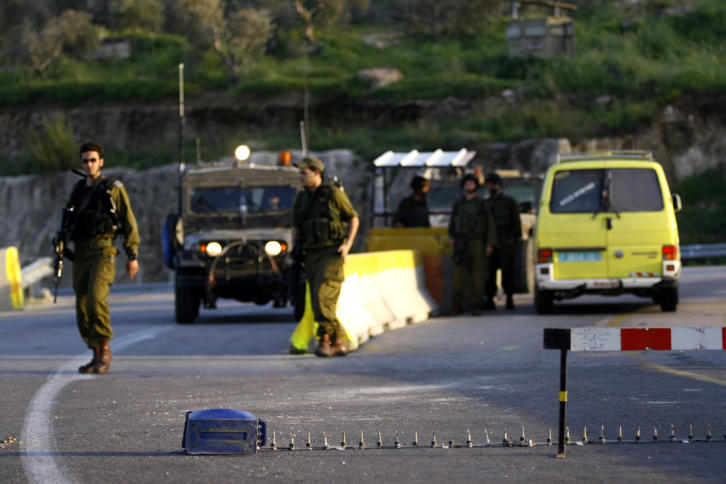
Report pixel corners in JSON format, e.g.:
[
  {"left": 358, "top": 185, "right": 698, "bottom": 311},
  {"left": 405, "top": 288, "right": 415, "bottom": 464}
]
[{"left": 163, "top": 161, "right": 302, "bottom": 324}]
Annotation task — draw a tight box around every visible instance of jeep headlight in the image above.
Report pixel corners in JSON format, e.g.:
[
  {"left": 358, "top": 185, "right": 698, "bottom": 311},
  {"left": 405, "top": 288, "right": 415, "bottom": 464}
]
[
  {"left": 264, "top": 240, "right": 283, "bottom": 257},
  {"left": 204, "top": 241, "right": 223, "bottom": 257}
]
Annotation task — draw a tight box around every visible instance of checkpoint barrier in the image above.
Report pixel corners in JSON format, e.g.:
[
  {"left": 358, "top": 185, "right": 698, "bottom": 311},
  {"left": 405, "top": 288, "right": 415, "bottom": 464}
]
[
  {"left": 0, "top": 247, "right": 24, "bottom": 311},
  {"left": 544, "top": 327, "right": 726, "bottom": 458},
  {"left": 290, "top": 249, "right": 437, "bottom": 352},
  {"left": 365, "top": 227, "right": 452, "bottom": 311}
]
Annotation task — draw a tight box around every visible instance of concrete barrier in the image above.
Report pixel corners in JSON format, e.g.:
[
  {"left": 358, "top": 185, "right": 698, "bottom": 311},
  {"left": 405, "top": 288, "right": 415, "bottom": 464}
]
[
  {"left": 0, "top": 247, "right": 24, "bottom": 310},
  {"left": 289, "top": 249, "right": 437, "bottom": 352}
]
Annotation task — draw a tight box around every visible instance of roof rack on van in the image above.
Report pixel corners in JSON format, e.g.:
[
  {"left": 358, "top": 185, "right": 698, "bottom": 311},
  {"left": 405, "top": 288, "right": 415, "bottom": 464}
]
[{"left": 557, "top": 150, "right": 653, "bottom": 163}]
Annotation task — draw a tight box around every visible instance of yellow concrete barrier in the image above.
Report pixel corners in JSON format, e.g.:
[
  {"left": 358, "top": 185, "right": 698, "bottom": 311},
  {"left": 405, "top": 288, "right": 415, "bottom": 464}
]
[
  {"left": 0, "top": 247, "right": 24, "bottom": 311},
  {"left": 289, "top": 249, "right": 437, "bottom": 352}
]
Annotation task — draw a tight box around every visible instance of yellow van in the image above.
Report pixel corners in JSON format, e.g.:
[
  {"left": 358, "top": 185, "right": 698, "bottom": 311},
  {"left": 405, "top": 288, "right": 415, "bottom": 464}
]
[{"left": 534, "top": 151, "right": 682, "bottom": 313}]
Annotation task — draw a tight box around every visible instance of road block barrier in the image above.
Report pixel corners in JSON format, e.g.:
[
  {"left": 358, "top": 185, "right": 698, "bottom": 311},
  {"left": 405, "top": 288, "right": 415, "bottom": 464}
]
[
  {"left": 544, "top": 327, "right": 726, "bottom": 458},
  {"left": 289, "top": 250, "right": 437, "bottom": 352},
  {"left": 0, "top": 247, "right": 24, "bottom": 311}
]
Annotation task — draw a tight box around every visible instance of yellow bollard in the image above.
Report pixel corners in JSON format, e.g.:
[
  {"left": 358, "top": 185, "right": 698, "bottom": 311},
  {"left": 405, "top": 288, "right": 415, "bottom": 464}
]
[
  {"left": 1, "top": 247, "right": 24, "bottom": 310},
  {"left": 288, "top": 280, "right": 356, "bottom": 352},
  {"left": 288, "top": 281, "right": 318, "bottom": 352}
]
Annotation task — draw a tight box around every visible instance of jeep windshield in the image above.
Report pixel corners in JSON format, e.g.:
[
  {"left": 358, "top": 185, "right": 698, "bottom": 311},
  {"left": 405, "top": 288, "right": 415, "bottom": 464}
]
[
  {"left": 550, "top": 168, "right": 663, "bottom": 214},
  {"left": 190, "top": 186, "right": 297, "bottom": 214}
]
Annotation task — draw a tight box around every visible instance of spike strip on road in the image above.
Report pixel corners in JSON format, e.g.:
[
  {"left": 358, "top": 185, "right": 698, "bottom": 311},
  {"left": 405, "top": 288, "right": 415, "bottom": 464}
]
[{"left": 255, "top": 425, "right": 726, "bottom": 452}]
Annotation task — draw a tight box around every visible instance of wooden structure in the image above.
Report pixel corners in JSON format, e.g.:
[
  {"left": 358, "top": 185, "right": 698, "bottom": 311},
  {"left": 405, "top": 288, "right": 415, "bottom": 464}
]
[{"left": 506, "top": 1, "right": 577, "bottom": 58}]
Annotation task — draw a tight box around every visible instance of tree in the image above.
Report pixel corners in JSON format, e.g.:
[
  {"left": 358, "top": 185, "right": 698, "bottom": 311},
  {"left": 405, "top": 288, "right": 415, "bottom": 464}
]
[
  {"left": 112, "top": 0, "right": 165, "bottom": 31},
  {"left": 401, "top": 0, "right": 502, "bottom": 38},
  {"left": 294, "top": 0, "right": 370, "bottom": 43},
  {"left": 25, "top": 112, "right": 78, "bottom": 174},
  {"left": 22, "top": 9, "right": 99, "bottom": 77},
  {"left": 179, "top": 0, "right": 273, "bottom": 84}
]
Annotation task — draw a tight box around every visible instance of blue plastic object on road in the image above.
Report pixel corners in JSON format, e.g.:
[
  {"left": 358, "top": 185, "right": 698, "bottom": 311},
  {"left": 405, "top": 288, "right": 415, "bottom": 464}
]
[{"left": 182, "top": 408, "right": 267, "bottom": 454}]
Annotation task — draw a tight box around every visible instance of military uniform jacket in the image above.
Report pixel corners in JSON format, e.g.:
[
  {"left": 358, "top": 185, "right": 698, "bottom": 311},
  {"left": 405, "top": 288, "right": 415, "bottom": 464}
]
[
  {"left": 448, "top": 195, "right": 497, "bottom": 246},
  {"left": 66, "top": 176, "right": 140, "bottom": 259},
  {"left": 292, "top": 183, "right": 358, "bottom": 250},
  {"left": 487, "top": 192, "right": 521, "bottom": 243},
  {"left": 393, "top": 194, "right": 430, "bottom": 227}
]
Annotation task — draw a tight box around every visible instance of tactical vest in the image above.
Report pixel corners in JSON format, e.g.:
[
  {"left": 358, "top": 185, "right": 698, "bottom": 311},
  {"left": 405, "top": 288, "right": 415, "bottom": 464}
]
[
  {"left": 299, "top": 184, "right": 348, "bottom": 248},
  {"left": 68, "top": 177, "right": 119, "bottom": 241},
  {"left": 451, "top": 196, "right": 488, "bottom": 239}
]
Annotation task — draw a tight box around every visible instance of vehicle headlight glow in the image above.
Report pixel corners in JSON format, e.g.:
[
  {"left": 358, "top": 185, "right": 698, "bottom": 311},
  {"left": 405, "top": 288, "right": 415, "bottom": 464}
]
[
  {"left": 264, "top": 241, "right": 282, "bottom": 257},
  {"left": 205, "top": 241, "right": 223, "bottom": 257}
]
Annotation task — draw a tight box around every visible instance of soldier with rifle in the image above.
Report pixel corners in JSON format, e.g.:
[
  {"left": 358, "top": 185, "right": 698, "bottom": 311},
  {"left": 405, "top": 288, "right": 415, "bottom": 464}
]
[
  {"left": 54, "top": 141, "right": 139, "bottom": 374},
  {"left": 448, "top": 174, "right": 497, "bottom": 316}
]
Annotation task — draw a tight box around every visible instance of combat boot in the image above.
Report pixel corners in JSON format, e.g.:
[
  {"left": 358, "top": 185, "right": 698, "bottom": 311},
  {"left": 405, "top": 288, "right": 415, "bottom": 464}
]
[
  {"left": 506, "top": 294, "right": 515, "bottom": 310},
  {"left": 78, "top": 346, "right": 100, "bottom": 374},
  {"left": 93, "top": 340, "right": 112, "bottom": 374},
  {"left": 331, "top": 337, "right": 347, "bottom": 356},
  {"left": 314, "top": 334, "right": 333, "bottom": 357}
]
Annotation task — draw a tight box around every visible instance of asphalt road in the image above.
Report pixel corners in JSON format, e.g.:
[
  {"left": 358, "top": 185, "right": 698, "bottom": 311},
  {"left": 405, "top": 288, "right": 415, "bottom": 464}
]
[{"left": 1, "top": 266, "right": 726, "bottom": 483}]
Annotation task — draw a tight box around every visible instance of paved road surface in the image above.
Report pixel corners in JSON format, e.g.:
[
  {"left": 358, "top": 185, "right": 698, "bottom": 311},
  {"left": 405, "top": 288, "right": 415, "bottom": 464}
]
[{"left": 1, "top": 266, "right": 725, "bottom": 483}]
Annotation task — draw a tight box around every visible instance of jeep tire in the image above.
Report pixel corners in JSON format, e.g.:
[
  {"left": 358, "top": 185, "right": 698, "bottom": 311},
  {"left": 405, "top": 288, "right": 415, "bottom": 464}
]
[{"left": 175, "top": 276, "right": 200, "bottom": 324}]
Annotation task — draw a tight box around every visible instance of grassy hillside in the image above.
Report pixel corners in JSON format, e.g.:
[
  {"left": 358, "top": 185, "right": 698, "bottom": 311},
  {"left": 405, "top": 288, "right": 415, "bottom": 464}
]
[{"left": 2, "top": 1, "right": 725, "bottom": 156}]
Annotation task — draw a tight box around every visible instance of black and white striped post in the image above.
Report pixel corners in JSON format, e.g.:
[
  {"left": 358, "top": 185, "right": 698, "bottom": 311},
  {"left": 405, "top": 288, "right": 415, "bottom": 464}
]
[{"left": 544, "top": 326, "right": 726, "bottom": 458}]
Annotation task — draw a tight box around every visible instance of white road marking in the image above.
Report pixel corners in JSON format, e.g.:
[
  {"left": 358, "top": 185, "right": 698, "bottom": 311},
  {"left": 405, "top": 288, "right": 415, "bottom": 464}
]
[{"left": 20, "top": 327, "right": 171, "bottom": 484}]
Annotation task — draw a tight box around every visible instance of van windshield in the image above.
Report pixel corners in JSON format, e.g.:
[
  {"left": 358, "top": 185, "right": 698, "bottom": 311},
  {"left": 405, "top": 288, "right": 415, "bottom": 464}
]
[{"left": 550, "top": 168, "right": 663, "bottom": 213}]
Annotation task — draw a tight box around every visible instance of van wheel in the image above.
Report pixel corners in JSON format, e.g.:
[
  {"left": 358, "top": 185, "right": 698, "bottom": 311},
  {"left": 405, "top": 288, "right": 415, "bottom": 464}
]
[
  {"left": 513, "top": 238, "right": 535, "bottom": 294},
  {"left": 175, "top": 276, "right": 199, "bottom": 324},
  {"left": 659, "top": 286, "right": 678, "bottom": 312},
  {"left": 535, "top": 286, "right": 554, "bottom": 314}
]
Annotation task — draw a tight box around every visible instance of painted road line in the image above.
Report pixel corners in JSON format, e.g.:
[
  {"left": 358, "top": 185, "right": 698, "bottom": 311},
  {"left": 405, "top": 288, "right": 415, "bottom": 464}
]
[{"left": 20, "top": 326, "right": 171, "bottom": 484}]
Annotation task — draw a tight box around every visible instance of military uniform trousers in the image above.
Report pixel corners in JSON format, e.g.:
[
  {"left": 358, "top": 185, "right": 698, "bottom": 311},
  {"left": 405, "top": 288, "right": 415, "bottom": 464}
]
[
  {"left": 486, "top": 236, "right": 517, "bottom": 299},
  {"left": 452, "top": 238, "right": 489, "bottom": 307},
  {"left": 73, "top": 245, "right": 116, "bottom": 348},
  {"left": 304, "top": 246, "right": 345, "bottom": 339}
]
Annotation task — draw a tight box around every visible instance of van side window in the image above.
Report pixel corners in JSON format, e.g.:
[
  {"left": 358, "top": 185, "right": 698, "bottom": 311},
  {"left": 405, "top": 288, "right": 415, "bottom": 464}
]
[
  {"left": 550, "top": 169, "right": 604, "bottom": 213},
  {"left": 609, "top": 169, "right": 663, "bottom": 212}
]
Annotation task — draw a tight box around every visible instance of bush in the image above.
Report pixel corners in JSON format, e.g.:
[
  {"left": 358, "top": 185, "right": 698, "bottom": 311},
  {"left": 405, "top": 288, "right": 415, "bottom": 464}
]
[{"left": 24, "top": 112, "right": 78, "bottom": 174}]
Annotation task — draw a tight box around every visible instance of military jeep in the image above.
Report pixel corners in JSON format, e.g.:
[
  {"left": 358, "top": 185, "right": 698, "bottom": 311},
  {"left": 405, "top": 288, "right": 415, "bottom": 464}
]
[{"left": 163, "top": 161, "right": 302, "bottom": 324}]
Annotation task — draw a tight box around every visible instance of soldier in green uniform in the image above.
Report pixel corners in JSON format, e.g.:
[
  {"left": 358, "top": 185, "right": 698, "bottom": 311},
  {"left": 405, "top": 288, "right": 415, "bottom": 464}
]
[
  {"left": 65, "top": 142, "right": 139, "bottom": 374},
  {"left": 484, "top": 172, "right": 521, "bottom": 310},
  {"left": 393, "top": 176, "right": 430, "bottom": 227},
  {"left": 448, "top": 174, "right": 497, "bottom": 316},
  {"left": 292, "top": 157, "right": 359, "bottom": 357}
]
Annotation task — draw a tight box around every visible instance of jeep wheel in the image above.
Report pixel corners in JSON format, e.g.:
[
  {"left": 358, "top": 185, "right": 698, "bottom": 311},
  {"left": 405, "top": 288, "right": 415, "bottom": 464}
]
[
  {"left": 659, "top": 286, "right": 678, "bottom": 312},
  {"left": 175, "top": 277, "right": 200, "bottom": 324},
  {"left": 535, "top": 286, "right": 554, "bottom": 314},
  {"left": 513, "top": 238, "right": 535, "bottom": 294}
]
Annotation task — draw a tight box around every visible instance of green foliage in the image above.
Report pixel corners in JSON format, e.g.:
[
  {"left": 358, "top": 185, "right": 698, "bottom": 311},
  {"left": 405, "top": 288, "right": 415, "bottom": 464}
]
[
  {"left": 24, "top": 112, "right": 78, "bottom": 174},
  {"left": 112, "top": 0, "right": 165, "bottom": 32},
  {"left": 675, "top": 169, "right": 726, "bottom": 244}
]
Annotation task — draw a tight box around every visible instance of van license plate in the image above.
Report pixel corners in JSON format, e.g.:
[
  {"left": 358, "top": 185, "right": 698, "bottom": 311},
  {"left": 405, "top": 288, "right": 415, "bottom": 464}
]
[{"left": 558, "top": 251, "right": 602, "bottom": 262}]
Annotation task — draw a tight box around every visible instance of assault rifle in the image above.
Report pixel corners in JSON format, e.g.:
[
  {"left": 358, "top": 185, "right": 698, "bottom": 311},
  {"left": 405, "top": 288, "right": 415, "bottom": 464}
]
[
  {"left": 52, "top": 207, "right": 74, "bottom": 303},
  {"left": 52, "top": 169, "right": 86, "bottom": 302}
]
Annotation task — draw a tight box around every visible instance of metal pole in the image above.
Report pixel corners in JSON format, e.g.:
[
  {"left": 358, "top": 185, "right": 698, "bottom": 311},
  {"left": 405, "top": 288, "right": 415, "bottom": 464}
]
[
  {"left": 557, "top": 347, "right": 568, "bottom": 458},
  {"left": 178, "top": 63, "right": 185, "bottom": 215}
]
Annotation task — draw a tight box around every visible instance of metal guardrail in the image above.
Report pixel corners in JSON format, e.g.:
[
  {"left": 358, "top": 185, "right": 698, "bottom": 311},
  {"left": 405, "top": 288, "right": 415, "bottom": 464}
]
[{"left": 681, "top": 243, "right": 726, "bottom": 260}]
